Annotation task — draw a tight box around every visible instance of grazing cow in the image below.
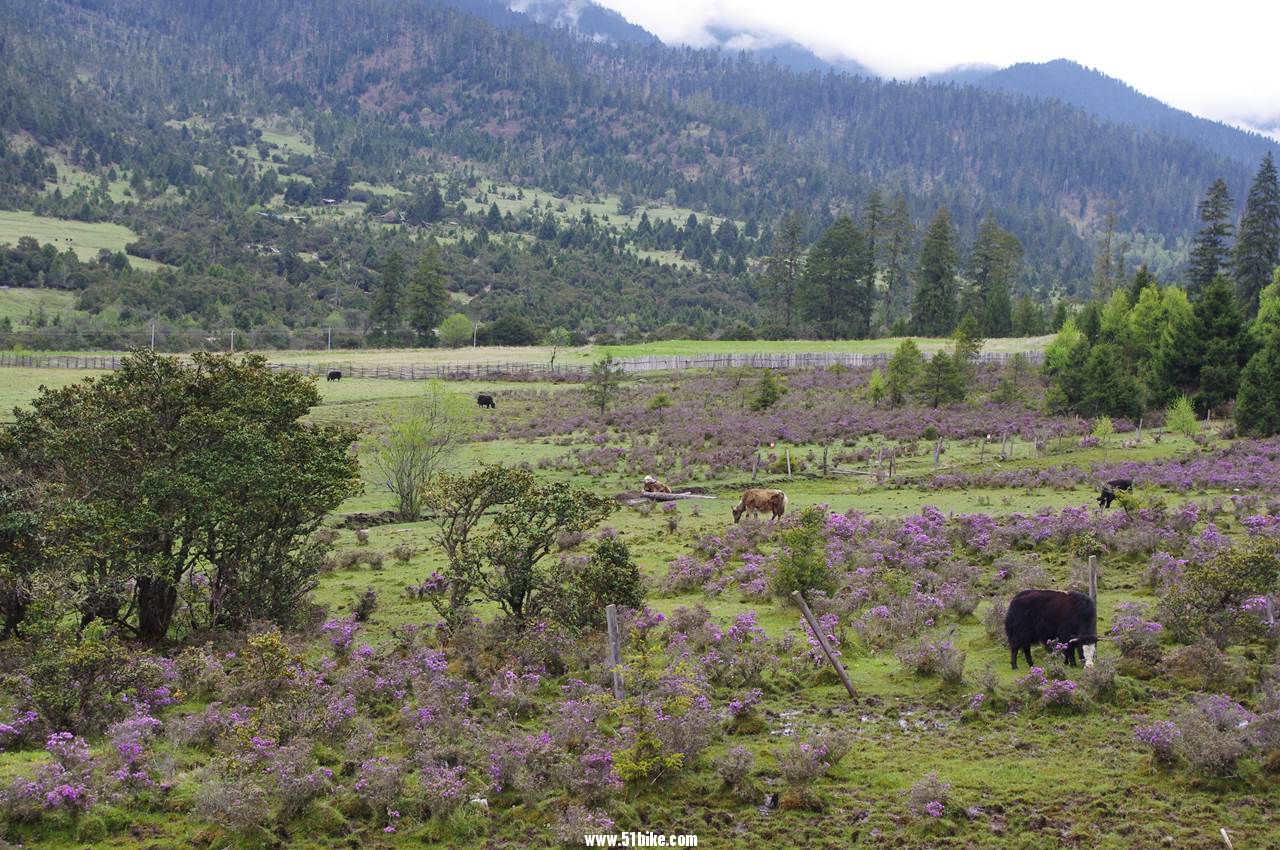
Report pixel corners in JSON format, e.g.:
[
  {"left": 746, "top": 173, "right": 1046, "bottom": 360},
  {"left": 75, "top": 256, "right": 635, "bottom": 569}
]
[
  {"left": 476, "top": 393, "right": 496, "bottom": 409},
  {"left": 642, "top": 475, "right": 671, "bottom": 494},
  {"left": 1097, "top": 478, "right": 1133, "bottom": 509},
  {"left": 732, "top": 488, "right": 788, "bottom": 523},
  {"left": 326, "top": 370, "right": 342, "bottom": 382},
  {"left": 1004, "top": 589, "right": 1097, "bottom": 669}
]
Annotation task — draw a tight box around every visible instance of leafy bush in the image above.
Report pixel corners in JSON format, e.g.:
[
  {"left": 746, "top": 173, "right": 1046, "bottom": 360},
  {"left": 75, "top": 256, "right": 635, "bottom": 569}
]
[
  {"left": 748, "top": 369, "right": 785, "bottom": 411},
  {"left": 771, "top": 507, "right": 836, "bottom": 599},
  {"left": 1157, "top": 539, "right": 1280, "bottom": 647},
  {"left": 550, "top": 534, "right": 645, "bottom": 629},
  {"left": 1166, "top": 395, "right": 1199, "bottom": 437},
  {"left": 895, "top": 637, "right": 966, "bottom": 685},
  {"left": 905, "top": 772, "right": 951, "bottom": 819},
  {"left": 1173, "top": 695, "right": 1257, "bottom": 777}
]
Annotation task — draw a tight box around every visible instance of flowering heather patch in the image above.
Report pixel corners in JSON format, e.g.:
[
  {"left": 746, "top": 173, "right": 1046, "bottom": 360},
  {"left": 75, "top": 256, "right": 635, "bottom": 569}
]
[
  {"left": 917, "top": 437, "right": 1280, "bottom": 494},
  {"left": 1134, "top": 720, "right": 1180, "bottom": 763},
  {"left": 0, "top": 708, "right": 38, "bottom": 752},
  {"left": 905, "top": 772, "right": 952, "bottom": 819},
  {"left": 896, "top": 638, "right": 966, "bottom": 685},
  {"left": 503, "top": 367, "right": 1083, "bottom": 477}
]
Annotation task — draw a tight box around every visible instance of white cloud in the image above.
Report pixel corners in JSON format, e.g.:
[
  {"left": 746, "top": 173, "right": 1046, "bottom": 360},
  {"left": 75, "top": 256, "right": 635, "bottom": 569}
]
[{"left": 591, "top": 0, "right": 1280, "bottom": 126}]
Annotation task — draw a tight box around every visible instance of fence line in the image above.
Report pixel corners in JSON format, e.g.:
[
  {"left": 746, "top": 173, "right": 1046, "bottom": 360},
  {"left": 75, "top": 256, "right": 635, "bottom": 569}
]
[{"left": 0, "top": 349, "right": 1044, "bottom": 381}]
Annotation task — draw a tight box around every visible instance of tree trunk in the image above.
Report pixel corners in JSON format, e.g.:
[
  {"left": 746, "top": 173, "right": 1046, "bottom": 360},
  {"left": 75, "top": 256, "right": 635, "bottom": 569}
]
[{"left": 135, "top": 575, "right": 178, "bottom": 642}]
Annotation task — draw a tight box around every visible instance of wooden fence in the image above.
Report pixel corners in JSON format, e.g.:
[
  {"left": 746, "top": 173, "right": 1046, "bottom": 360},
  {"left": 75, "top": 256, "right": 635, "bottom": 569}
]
[{"left": 0, "top": 349, "right": 1043, "bottom": 381}]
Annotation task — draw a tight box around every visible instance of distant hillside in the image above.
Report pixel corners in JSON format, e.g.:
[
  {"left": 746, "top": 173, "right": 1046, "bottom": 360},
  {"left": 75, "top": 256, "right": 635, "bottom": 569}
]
[
  {"left": 973, "top": 59, "right": 1277, "bottom": 165},
  {"left": 0, "top": 0, "right": 1276, "bottom": 340}
]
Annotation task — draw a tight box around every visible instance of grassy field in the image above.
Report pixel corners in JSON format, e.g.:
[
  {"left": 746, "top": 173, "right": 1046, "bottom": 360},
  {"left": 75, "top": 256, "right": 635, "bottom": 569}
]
[
  {"left": 0, "top": 211, "right": 165, "bottom": 272},
  {"left": 0, "top": 288, "right": 81, "bottom": 330},
  {"left": 27, "top": 336, "right": 1043, "bottom": 369},
  {"left": 1, "top": 360, "right": 1277, "bottom": 849}
]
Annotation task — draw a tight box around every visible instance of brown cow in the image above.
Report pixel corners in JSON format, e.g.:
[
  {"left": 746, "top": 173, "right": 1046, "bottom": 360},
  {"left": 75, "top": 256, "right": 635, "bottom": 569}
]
[
  {"left": 732, "top": 488, "right": 788, "bottom": 523},
  {"left": 642, "top": 475, "right": 671, "bottom": 494}
]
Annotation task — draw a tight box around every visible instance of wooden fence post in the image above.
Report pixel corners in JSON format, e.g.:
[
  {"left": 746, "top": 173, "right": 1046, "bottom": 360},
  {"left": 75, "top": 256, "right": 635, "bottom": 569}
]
[
  {"left": 1088, "top": 555, "right": 1098, "bottom": 605},
  {"left": 751, "top": 447, "right": 760, "bottom": 482},
  {"left": 785, "top": 448, "right": 792, "bottom": 479},
  {"left": 791, "top": 591, "right": 856, "bottom": 700},
  {"left": 605, "top": 604, "right": 624, "bottom": 700}
]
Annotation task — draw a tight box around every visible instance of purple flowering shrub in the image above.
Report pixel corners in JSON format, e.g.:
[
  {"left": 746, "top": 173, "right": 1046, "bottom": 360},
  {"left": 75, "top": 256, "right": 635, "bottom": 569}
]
[
  {"left": 1157, "top": 540, "right": 1280, "bottom": 647},
  {"left": 905, "top": 772, "right": 952, "bottom": 819},
  {"left": 1110, "top": 603, "right": 1165, "bottom": 666},
  {"left": 1171, "top": 695, "right": 1259, "bottom": 777},
  {"left": 896, "top": 638, "right": 966, "bottom": 685},
  {"left": 1134, "top": 720, "right": 1180, "bottom": 764},
  {"left": 1014, "top": 667, "right": 1083, "bottom": 711},
  {"left": 1, "top": 732, "right": 97, "bottom": 824}
]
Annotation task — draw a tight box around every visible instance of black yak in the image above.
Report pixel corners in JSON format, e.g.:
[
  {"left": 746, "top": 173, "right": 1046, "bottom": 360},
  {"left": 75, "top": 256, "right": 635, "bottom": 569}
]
[
  {"left": 476, "top": 393, "right": 496, "bottom": 409},
  {"left": 1097, "top": 478, "right": 1133, "bottom": 509},
  {"left": 1004, "top": 589, "right": 1096, "bottom": 669},
  {"left": 326, "top": 370, "right": 342, "bottom": 382}
]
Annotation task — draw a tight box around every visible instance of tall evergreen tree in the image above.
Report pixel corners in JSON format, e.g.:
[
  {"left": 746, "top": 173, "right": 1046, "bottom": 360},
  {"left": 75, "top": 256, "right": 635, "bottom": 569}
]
[
  {"left": 798, "top": 216, "right": 874, "bottom": 338},
  {"left": 1236, "top": 329, "right": 1280, "bottom": 436},
  {"left": 1193, "top": 274, "right": 1246, "bottom": 412},
  {"left": 969, "top": 215, "right": 1021, "bottom": 337},
  {"left": 911, "top": 208, "right": 958, "bottom": 336},
  {"left": 765, "top": 212, "right": 807, "bottom": 334},
  {"left": 1234, "top": 153, "right": 1280, "bottom": 316},
  {"left": 369, "top": 250, "right": 406, "bottom": 338},
  {"left": 404, "top": 245, "right": 451, "bottom": 344},
  {"left": 918, "top": 351, "right": 966, "bottom": 407},
  {"left": 1187, "top": 179, "right": 1234, "bottom": 294},
  {"left": 1148, "top": 294, "right": 1202, "bottom": 406},
  {"left": 882, "top": 194, "right": 914, "bottom": 325},
  {"left": 1081, "top": 342, "right": 1143, "bottom": 420}
]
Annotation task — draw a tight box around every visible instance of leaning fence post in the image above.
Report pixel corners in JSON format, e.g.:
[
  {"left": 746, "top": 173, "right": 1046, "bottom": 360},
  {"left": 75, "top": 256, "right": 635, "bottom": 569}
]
[
  {"left": 792, "top": 592, "right": 856, "bottom": 700},
  {"left": 605, "top": 604, "right": 624, "bottom": 700},
  {"left": 1088, "top": 555, "right": 1098, "bottom": 604}
]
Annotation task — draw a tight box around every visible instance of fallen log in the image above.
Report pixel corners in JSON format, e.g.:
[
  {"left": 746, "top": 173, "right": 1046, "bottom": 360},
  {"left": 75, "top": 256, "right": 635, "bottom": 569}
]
[{"left": 615, "top": 490, "right": 719, "bottom": 506}]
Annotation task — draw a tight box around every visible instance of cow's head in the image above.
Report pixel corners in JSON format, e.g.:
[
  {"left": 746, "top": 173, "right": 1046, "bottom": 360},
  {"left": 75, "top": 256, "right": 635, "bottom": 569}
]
[
  {"left": 731, "top": 503, "right": 744, "bottom": 524},
  {"left": 1069, "top": 634, "right": 1098, "bottom": 667}
]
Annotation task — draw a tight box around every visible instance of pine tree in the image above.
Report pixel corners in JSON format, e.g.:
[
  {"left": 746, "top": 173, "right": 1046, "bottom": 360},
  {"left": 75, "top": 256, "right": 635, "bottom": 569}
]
[
  {"left": 1148, "top": 296, "right": 1202, "bottom": 407},
  {"left": 369, "top": 250, "right": 406, "bottom": 339},
  {"left": 1236, "top": 329, "right": 1280, "bottom": 436},
  {"left": 765, "top": 212, "right": 806, "bottom": 333},
  {"left": 919, "top": 351, "right": 966, "bottom": 407},
  {"left": 911, "top": 208, "right": 958, "bottom": 336},
  {"left": 1011, "top": 294, "right": 1045, "bottom": 336},
  {"left": 1192, "top": 275, "right": 1246, "bottom": 412},
  {"left": 1081, "top": 342, "right": 1143, "bottom": 420},
  {"left": 1234, "top": 153, "right": 1280, "bottom": 316},
  {"left": 798, "top": 216, "right": 873, "bottom": 338},
  {"left": 1249, "top": 273, "right": 1280, "bottom": 348},
  {"left": 886, "top": 338, "right": 923, "bottom": 407},
  {"left": 404, "top": 245, "right": 450, "bottom": 343},
  {"left": 969, "top": 215, "right": 1020, "bottom": 336},
  {"left": 1187, "top": 179, "right": 1234, "bottom": 294},
  {"left": 882, "top": 194, "right": 914, "bottom": 325},
  {"left": 951, "top": 314, "right": 983, "bottom": 380}
]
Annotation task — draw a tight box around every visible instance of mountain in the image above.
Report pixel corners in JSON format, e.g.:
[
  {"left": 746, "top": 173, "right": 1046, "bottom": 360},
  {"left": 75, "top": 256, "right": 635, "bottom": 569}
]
[
  {"left": 510, "top": 0, "right": 659, "bottom": 45},
  {"left": 700, "top": 25, "right": 875, "bottom": 77},
  {"left": 0, "top": 0, "right": 1275, "bottom": 341},
  {"left": 971, "top": 59, "right": 1276, "bottom": 165}
]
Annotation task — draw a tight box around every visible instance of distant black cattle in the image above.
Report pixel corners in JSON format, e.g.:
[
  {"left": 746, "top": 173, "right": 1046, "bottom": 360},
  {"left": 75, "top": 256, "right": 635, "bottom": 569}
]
[
  {"left": 476, "top": 393, "right": 496, "bottom": 409},
  {"left": 1004, "top": 589, "right": 1096, "bottom": 669},
  {"left": 327, "top": 370, "right": 342, "bottom": 382},
  {"left": 1097, "top": 478, "right": 1133, "bottom": 509}
]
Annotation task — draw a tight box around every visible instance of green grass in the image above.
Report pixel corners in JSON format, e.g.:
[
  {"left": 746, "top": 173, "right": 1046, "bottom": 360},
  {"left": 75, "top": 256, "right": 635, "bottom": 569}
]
[
  {"left": 0, "top": 211, "right": 165, "bottom": 272},
  {"left": 4, "top": 364, "right": 1279, "bottom": 849},
  {"left": 0, "top": 288, "right": 81, "bottom": 330}
]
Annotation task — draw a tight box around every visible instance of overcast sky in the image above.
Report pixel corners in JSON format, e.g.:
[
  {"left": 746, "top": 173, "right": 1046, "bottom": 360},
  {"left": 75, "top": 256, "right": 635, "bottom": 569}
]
[{"left": 592, "top": 0, "right": 1280, "bottom": 129}]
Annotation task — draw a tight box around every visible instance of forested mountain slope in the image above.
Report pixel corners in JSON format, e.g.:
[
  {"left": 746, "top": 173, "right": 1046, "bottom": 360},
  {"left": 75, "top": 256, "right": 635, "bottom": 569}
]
[{"left": 0, "top": 0, "right": 1274, "bottom": 340}]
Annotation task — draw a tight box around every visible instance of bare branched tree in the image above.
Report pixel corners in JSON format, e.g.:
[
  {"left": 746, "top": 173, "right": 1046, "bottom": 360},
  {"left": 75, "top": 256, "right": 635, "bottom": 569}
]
[{"left": 371, "top": 381, "right": 473, "bottom": 520}]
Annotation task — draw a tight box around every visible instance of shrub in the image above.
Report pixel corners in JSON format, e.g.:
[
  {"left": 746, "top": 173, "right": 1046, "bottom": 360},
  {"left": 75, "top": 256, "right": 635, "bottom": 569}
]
[
  {"left": 1078, "top": 658, "right": 1119, "bottom": 704},
  {"left": 355, "top": 528, "right": 370, "bottom": 545},
  {"left": 391, "top": 544, "right": 415, "bottom": 563},
  {"left": 1173, "top": 695, "right": 1257, "bottom": 777},
  {"left": 715, "top": 745, "right": 755, "bottom": 791},
  {"left": 550, "top": 534, "right": 645, "bottom": 629},
  {"left": 983, "top": 599, "right": 1008, "bottom": 646},
  {"left": 1157, "top": 539, "right": 1280, "bottom": 647},
  {"left": 352, "top": 587, "right": 378, "bottom": 622},
  {"left": 896, "top": 638, "right": 966, "bottom": 686},
  {"left": 772, "top": 507, "right": 836, "bottom": 599},
  {"left": 193, "top": 773, "right": 273, "bottom": 835},
  {"left": 1134, "top": 720, "right": 1180, "bottom": 764},
  {"left": 776, "top": 738, "right": 835, "bottom": 786},
  {"left": 905, "top": 772, "right": 951, "bottom": 819},
  {"left": 1109, "top": 603, "right": 1164, "bottom": 666},
  {"left": 1164, "top": 641, "right": 1244, "bottom": 691},
  {"left": 748, "top": 370, "right": 785, "bottom": 411},
  {"left": 1166, "top": 395, "right": 1199, "bottom": 437}
]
